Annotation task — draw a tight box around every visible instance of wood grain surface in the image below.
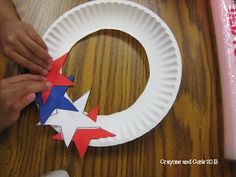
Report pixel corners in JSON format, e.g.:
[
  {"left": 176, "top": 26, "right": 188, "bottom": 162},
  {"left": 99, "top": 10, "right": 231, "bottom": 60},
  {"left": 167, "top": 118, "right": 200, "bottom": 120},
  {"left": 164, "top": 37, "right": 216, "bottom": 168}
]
[{"left": 0, "top": 0, "right": 236, "bottom": 177}]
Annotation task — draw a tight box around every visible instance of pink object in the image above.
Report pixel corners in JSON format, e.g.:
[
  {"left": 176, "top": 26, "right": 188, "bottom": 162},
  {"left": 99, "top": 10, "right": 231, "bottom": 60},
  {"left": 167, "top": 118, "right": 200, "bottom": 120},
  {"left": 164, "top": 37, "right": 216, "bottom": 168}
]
[{"left": 211, "top": 0, "right": 236, "bottom": 160}]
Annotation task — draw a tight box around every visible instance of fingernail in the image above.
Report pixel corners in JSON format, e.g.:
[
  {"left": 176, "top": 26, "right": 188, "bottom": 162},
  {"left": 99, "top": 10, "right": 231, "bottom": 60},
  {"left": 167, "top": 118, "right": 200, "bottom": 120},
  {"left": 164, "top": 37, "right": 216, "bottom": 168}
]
[
  {"left": 47, "top": 63, "right": 52, "bottom": 70},
  {"left": 26, "top": 93, "right": 36, "bottom": 101},
  {"left": 48, "top": 57, "right": 53, "bottom": 63},
  {"left": 42, "top": 77, "right": 46, "bottom": 81},
  {"left": 42, "top": 70, "right": 48, "bottom": 76},
  {"left": 46, "top": 81, "right": 52, "bottom": 88}
]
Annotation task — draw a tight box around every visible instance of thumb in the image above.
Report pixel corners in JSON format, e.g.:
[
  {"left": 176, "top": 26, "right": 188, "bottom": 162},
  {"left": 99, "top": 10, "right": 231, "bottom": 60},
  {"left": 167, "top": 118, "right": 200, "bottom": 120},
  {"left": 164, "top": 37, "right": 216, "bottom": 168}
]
[{"left": 11, "top": 93, "right": 36, "bottom": 111}]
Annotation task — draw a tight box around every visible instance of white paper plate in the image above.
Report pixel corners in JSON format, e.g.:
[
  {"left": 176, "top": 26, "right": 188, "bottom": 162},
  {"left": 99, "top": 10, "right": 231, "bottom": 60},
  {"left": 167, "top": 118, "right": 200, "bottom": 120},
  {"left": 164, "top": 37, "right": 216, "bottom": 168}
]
[{"left": 43, "top": 0, "right": 182, "bottom": 147}]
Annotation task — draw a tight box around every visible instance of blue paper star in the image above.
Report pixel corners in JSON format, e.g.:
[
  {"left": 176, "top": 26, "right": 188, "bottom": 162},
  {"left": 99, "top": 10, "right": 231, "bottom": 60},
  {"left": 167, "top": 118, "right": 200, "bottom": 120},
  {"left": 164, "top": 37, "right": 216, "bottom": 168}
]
[{"left": 35, "top": 75, "right": 78, "bottom": 124}]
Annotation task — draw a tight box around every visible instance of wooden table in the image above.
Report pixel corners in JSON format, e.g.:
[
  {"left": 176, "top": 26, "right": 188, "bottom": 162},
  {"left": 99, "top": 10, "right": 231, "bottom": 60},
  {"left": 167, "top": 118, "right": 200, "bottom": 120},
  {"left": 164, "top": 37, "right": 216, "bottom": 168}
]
[{"left": 0, "top": 0, "right": 236, "bottom": 177}]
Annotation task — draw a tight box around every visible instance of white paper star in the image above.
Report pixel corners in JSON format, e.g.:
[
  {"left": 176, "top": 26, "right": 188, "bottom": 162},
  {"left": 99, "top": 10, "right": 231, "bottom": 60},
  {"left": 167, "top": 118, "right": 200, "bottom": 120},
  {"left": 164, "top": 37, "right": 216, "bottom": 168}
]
[
  {"left": 45, "top": 109, "right": 99, "bottom": 146},
  {"left": 73, "top": 91, "right": 90, "bottom": 111},
  {"left": 44, "top": 91, "right": 99, "bottom": 146}
]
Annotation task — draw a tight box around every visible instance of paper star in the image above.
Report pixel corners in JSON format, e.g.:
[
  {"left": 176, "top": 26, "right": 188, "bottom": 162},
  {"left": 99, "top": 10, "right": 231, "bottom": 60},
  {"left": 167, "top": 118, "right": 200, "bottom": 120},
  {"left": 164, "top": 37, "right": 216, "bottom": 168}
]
[
  {"left": 52, "top": 97, "right": 115, "bottom": 158},
  {"left": 35, "top": 75, "right": 77, "bottom": 124},
  {"left": 53, "top": 128, "right": 115, "bottom": 158},
  {"left": 42, "top": 53, "right": 73, "bottom": 104},
  {"left": 72, "top": 91, "right": 99, "bottom": 122},
  {"left": 73, "top": 91, "right": 90, "bottom": 111},
  {"left": 45, "top": 108, "right": 100, "bottom": 147},
  {"left": 87, "top": 106, "right": 99, "bottom": 122}
]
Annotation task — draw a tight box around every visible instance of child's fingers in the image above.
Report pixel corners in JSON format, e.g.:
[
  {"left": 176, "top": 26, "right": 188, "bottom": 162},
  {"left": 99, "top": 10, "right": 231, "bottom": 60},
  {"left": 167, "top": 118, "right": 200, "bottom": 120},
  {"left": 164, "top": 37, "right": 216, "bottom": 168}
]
[
  {"left": 19, "top": 32, "right": 51, "bottom": 63},
  {"left": 7, "top": 93, "right": 35, "bottom": 123},
  {"left": 9, "top": 51, "right": 48, "bottom": 75},
  {"left": 25, "top": 26, "right": 48, "bottom": 50},
  {"left": 14, "top": 40, "right": 49, "bottom": 70},
  {"left": 13, "top": 80, "right": 51, "bottom": 99},
  {"left": 1, "top": 80, "right": 51, "bottom": 107},
  {"left": 2, "top": 74, "right": 45, "bottom": 85},
  {"left": 10, "top": 93, "right": 36, "bottom": 111}
]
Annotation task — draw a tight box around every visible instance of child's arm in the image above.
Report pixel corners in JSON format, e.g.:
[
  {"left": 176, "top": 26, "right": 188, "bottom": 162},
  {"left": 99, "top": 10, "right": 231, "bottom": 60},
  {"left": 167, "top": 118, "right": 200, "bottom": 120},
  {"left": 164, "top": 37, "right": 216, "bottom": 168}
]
[
  {"left": 0, "top": 0, "right": 52, "bottom": 75},
  {"left": 0, "top": 74, "right": 51, "bottom": 134}
]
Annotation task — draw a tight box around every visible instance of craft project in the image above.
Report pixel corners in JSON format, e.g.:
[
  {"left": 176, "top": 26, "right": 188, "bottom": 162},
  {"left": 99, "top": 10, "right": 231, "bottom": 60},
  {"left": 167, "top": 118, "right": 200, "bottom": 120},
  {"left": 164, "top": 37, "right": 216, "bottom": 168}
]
[
  {"left": 46, "top": 108, "right": 99, "bottom": 146},
  {"left": 52, "top": 101, "right": 114, "bottom": 158},
  {"left": 35, "top": 76, "right": 77, "bottom": 124},
  {"left": 42, "top": 53, "right": 74, "bottom": 104},
  {"left": 36, "top": 0, "right": 182, "bottom": 157},
  {"left": 41, "top": 91, "right": 115, "bottom": 157},
  {"left": 54, "top": 129, "right": 115, "bottom": 158}
]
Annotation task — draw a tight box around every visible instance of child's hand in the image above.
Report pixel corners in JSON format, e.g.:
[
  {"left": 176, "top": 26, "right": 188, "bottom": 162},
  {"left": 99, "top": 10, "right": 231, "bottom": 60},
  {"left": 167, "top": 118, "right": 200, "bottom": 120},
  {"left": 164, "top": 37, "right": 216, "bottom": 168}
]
[
  {"left": 0, "top": 74, "right": 51, "bottom": 134},
  {"left": 0, "top": 21, "right": 52, "bottom": 75}
]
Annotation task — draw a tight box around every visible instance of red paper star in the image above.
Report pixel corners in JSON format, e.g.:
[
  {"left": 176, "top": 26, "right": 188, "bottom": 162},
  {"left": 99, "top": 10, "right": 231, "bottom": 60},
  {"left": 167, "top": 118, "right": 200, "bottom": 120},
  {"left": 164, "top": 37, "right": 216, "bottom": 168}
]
[
  {"left": 87, "top": 106, "right": 99, "bottom": 122},
  {"left": 53, "top": 106, "right": 115, "bottom": 158},
  {"left": 54, "top": 128, "right": 115, "bottom": 158},
  {"left": 42, "top": 53, "right": 73, "bottom": 103}
]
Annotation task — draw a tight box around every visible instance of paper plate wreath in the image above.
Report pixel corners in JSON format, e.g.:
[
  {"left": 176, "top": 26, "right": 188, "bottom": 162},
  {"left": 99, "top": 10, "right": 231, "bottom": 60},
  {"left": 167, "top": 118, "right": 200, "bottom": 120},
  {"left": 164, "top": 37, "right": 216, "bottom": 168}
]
[{"left": 36, "top": 0, "right": 182, "bottom": 158}]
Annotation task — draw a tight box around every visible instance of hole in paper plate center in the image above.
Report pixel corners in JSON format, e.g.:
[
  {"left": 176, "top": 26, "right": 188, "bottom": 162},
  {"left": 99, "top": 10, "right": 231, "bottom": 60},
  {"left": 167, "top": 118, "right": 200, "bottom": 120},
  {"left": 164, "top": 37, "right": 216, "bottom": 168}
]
[{"left": 63, "top": 29, "right": 150, "bottom": 115}]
